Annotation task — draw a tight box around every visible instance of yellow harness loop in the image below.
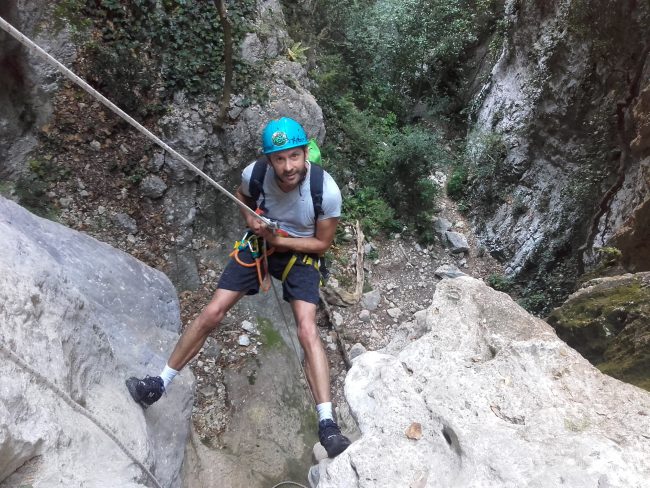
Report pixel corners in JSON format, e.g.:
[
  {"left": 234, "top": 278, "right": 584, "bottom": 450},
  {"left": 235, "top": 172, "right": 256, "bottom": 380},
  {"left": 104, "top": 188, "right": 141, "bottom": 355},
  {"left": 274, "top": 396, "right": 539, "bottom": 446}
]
[{"left": 281, "top": 254, "right": 321, "bottom": 283}]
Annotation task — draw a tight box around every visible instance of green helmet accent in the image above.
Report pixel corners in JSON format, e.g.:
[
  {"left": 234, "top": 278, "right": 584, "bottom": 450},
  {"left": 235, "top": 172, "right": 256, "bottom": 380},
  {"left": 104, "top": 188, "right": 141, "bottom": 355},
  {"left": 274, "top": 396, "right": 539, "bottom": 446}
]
[
  {"left": 262, "top": 117, "right": 309, "bottom": 154},
  {"left": 307, "top": 139, "right": 322, "bottom": 165}
]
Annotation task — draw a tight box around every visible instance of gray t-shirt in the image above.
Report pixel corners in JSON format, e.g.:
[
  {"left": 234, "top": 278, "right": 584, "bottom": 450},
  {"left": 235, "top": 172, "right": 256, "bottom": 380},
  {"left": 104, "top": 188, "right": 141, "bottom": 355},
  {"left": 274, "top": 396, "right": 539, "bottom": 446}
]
[{"left": 241, "top": 161, "right": 342, "bottom": 237}]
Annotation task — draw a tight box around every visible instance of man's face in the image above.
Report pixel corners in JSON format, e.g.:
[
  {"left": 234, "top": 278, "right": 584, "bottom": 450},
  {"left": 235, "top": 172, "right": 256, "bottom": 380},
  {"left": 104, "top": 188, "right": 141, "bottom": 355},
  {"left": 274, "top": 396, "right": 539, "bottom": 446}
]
[{"left": 268, "top": 146, "right": 308, "bottom": 189}]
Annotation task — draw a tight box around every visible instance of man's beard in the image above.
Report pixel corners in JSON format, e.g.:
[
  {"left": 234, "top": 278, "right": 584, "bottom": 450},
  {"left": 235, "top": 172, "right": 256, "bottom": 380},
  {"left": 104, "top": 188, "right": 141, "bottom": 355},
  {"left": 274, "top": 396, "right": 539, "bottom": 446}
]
[{"left": 276, "top": 166, "right": 307, "bottom": 185}]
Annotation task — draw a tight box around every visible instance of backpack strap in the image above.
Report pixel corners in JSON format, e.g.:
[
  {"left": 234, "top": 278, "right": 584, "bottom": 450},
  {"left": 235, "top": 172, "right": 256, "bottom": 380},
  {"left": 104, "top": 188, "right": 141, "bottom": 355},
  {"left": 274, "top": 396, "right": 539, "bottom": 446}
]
[
  {"left": 248, "top": 158, "right": 269, "bottom": 213},
  {"left": 309, "top": 163, "right": 324, "bottom": 222}
]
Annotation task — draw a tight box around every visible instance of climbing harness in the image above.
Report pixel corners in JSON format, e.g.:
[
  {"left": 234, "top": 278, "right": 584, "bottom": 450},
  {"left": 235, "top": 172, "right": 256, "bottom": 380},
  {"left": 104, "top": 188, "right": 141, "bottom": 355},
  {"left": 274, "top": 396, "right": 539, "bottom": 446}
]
[
  {"left": 280, "top": 253, "right": 321, "bottom": 283},
  {"left": 229, "top": 231, "right": 324, "bottom": 290},
  {"left": 230, "top": 231, "right": 275, "bottom": 291},
  {"left": 0, "top": 16, "right": 275, "bottom": 233},
  {"left": 0, "top": 339, "right": 164, "bottom": 488}
]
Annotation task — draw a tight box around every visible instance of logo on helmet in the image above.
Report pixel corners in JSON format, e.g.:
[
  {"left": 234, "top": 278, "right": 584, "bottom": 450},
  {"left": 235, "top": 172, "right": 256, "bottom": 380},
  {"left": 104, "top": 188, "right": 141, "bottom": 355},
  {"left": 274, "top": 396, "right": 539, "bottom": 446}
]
[{"left": 271, "top": 131, "right": 288, "bottom": 147}]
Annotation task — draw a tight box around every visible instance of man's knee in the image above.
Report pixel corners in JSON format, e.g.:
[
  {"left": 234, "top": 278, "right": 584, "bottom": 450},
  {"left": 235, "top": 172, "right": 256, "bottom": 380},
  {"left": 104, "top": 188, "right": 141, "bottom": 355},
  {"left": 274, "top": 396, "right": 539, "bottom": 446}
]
[
  {"left": 297, "top": 320, "right": 320, "bottom": 346},
  {"left": 196, "top": 301, "right": 227, "bottom": 333}
]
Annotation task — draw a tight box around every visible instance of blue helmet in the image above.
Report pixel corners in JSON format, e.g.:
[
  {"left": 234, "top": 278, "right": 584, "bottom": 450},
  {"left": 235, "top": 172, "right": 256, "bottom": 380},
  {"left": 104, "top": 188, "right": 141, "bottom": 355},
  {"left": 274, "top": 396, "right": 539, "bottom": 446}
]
[{"left": 262, "top": 117, "right": 309, "bottom": 155}]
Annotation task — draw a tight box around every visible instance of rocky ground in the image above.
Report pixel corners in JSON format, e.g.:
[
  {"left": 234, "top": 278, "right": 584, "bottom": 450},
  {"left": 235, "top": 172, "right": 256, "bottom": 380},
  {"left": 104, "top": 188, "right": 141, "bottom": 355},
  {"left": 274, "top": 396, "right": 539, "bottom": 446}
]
[{"left": 318, "top": 196, "right": 504, "bottom": 409}]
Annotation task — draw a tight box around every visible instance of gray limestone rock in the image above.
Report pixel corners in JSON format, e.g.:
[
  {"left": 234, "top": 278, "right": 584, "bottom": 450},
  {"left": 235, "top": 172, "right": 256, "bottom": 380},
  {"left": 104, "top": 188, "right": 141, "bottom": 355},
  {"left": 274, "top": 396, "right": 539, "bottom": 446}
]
[
  {"left": 0, "top": 196, "right": 193, "bottom": 487},
  {"left": 432, "top": 217, "right": 452, "bottom": 236},
  {"left": 313, "top": 276, "right": 650, "bottom": 487},
  {"left": 111, "top": 212, "right": 138, "bottom": 234},
  {"left": 139, "top": 174, "right": 167, "bottom": 199},
  {"left": 361, "top": 289, "right": 381, "bottom": 311},
  {"left": 349, "top": 343, "right": 367, "bottom": 361},
  {"left": 434, "top": 264, "right": 466, "bottom": 279},
  {"left": 445, "top": 231, "right": 470, "bottom": 254},
  {"left": 386, "top": 307, "right": 402, "bottom": 319},
  {"left": 469, "top": 0, "right": 650, "bottom": 279}
]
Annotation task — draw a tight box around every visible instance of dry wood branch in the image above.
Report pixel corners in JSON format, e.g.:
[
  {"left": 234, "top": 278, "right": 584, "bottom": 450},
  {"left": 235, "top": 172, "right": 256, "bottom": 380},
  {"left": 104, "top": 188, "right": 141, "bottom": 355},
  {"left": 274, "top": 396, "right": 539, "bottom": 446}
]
[
  {"left": 318, "top": 220, "right": 366, "bottom": 369},
  {"left": 321, "top": 220, "right": 366, "bottom": 305}
]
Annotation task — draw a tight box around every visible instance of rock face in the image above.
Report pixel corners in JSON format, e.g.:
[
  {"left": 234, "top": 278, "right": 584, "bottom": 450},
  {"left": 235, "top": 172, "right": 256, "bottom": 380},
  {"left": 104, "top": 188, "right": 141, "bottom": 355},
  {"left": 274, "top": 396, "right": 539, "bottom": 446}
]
[
  {"left": 548, "top": 272, "right": 650, "bottom": 391},
  {"left": 312, "top": 276, "right": 650, "bottom": 487},
  {"left": 468, "top": 0, "right": 650, "bottom": 304},
  {"left": 0, "top": 0, "right": 76, "bottom": 179},
  {"left": 0, "top": 197, "right": 194, "bottom": 487}
]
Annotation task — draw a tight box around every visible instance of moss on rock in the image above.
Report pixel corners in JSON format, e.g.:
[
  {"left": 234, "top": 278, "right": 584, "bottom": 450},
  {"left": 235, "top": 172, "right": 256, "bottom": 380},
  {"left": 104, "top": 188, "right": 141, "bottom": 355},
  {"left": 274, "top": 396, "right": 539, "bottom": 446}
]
[{"left": 548, "top": 272, "right": 650, "bottom": 391}]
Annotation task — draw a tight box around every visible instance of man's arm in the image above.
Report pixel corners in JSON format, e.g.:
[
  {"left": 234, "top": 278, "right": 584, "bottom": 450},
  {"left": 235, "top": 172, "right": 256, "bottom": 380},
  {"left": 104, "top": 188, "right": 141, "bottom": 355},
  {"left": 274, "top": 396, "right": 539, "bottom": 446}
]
[
  {"left": 236, "top": 185, "right": 268, "bottom": 235},
  {"left": 263, "top": 217, "right": 338, "bottom": 255}
]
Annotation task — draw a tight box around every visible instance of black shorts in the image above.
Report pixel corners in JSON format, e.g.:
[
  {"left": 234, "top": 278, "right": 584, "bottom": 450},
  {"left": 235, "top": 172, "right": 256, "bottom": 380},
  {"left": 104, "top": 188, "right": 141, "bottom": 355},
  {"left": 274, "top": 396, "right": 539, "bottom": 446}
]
[{"left": 218, "top": 246, "right": 321, "bottom": 304}]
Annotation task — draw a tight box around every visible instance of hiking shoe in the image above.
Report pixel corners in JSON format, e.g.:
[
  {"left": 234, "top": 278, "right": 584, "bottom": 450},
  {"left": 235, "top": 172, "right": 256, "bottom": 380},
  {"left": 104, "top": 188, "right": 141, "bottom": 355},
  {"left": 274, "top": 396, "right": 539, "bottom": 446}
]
[
  {"left": 126, "top": 375, "right": 164, "bottom": 408},
  {"left": 318, "top": 419, "right": 351, "bottom": 458}
]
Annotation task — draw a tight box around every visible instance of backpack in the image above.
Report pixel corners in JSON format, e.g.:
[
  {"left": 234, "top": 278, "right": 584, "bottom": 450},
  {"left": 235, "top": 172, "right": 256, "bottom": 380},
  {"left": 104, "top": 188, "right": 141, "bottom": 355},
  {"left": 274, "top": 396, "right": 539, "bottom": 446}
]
[{"left": 248, "top": 158, "right": 324, "bottom": 224}]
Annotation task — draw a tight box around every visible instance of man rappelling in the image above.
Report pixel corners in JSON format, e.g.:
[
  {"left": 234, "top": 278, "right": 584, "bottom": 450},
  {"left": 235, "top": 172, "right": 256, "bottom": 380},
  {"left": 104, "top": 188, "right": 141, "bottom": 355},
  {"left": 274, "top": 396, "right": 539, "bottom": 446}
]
[{"left": 126, "top": 117, "right": 351, "bottom": 458}]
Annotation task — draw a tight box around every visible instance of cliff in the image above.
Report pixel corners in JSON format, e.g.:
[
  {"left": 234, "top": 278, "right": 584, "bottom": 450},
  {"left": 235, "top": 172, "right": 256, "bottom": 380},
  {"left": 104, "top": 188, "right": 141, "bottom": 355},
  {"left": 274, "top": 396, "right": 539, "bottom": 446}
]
[{"left": 467, "top": 0, "right": 650, "bottom": 311}]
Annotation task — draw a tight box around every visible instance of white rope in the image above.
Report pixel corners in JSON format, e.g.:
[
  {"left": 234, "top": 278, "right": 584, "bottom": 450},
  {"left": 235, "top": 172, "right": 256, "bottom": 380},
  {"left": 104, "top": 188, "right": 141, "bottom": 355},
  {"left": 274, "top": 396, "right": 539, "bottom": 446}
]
[
  {"left": 0, "top": 340, "right": 164, "bottom": 488},
  {"left": 271, "top": 482, "right": 308, "bottom": 488},
  {"left": 0, "top": 15, "right": 272, "bottom": 228}
]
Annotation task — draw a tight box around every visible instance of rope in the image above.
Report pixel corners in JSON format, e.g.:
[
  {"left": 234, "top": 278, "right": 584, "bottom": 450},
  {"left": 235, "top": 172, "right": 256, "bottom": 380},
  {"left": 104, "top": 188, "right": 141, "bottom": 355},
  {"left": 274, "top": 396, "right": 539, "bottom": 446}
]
[
  {"left": 0, "top": 340, "right": 163, "bottom": 488},
  {"left": 269, "top": 277, "right": 315, "bottom": 405},
  {"left": 271, "top": 482, "right": 308, "bottom": 488},
  {"left": 0, "top": 15, "right": 272, "bottom": 230}
]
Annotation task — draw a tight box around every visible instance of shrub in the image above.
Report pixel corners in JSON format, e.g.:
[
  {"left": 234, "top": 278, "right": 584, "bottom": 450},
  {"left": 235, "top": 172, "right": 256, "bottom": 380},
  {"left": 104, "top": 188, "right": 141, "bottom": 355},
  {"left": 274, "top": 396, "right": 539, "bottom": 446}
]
[
  {"left": 342, "top": 187, "right": 400, "bottom": 238},
  {"left": 447, "top": 165, "right": 468, "bottom": 200},
  {"left": 487, "top": 274, "right": 514, "bottom": 292},
  {"left": 57, "top": 0, "right": 259, "bottom": 112}
]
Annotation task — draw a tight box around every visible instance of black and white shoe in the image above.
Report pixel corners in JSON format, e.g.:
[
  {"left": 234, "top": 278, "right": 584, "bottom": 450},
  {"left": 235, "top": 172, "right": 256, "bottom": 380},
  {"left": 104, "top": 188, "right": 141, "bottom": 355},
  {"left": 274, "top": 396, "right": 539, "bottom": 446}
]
[
  {"left": 126, "top": 375, "right": 165, "bottom": 408},
  {"left": 318, "top": 419, "right": 351, "bottom": 458}
]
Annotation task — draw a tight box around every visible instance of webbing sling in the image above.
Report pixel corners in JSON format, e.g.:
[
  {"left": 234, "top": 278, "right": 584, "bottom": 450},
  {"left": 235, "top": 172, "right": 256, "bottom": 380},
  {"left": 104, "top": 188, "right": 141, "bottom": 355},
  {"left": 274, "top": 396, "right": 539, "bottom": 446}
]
[{"left": 280, "top": 253, "right": 321, "bottom": 283}]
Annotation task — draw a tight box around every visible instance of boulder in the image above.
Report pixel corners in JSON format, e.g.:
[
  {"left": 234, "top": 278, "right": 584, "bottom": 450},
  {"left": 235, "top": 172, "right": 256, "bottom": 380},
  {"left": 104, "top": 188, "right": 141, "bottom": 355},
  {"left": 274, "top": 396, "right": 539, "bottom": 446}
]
[
  {"left": 0, "top": 196, "right": 194, "bottom": 487},
  {"left": 312, "top": 276, "right": 650, "bottom": 487},
  {"left": 548, "top": 272, "right": 650, "bottom": 391},
  {"left": 434, "top": 264, "right": 466, "bottom": 279},
  {"left": 432, "top": 217, "right": 452, "bottom": 237},
  {"left": 445, "top": 231, "right": 470, "bottom": 254}
]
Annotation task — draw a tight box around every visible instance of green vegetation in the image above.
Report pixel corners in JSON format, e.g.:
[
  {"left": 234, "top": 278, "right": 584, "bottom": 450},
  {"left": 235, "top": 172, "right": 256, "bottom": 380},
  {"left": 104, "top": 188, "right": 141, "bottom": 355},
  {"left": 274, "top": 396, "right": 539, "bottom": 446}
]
[
  {"left": 257, "top": 317, "right": 282, "bottom": 349},
  {"left": 280, "top": 0, "right": 503, "bottom": 242},
  {"left": 55, "top": 0, "right": 259, "bottom": 115},
  {"left": 311, "top": 0, "right": 501, "bottom": 113},
  {"left": 487, "top": 274, "right": 514, "bottom": 292},
  {"left": 446, "top": 165, "right": 469, "bottom": 201},
  {"left": 342, "top": 188, "right": 399, "bottom": 238}
]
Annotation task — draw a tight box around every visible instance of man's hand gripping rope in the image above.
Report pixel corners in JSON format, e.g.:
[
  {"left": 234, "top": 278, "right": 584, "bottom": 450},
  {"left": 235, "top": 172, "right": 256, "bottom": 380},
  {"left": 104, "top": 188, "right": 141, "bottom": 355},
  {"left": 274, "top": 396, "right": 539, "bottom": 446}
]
[{"left": 230, "top": 213, "right": 288, "bottom": 292}]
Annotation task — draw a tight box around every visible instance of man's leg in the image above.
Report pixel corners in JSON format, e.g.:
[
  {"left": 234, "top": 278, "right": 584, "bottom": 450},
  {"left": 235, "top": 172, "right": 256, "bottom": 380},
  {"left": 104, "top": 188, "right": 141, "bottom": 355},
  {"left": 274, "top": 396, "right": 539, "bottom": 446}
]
[
  {"left": 127, "top": 288, "right": 244, "bottom": 407},
  {"left": 291, "top": 299, "right": 330, "bottom": 403},
  {"left": 291, "top": 299, "right": 350, "bottom": 457},
  {"left": 167, "top": 288, "right": 245, "bottom": 370}
]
